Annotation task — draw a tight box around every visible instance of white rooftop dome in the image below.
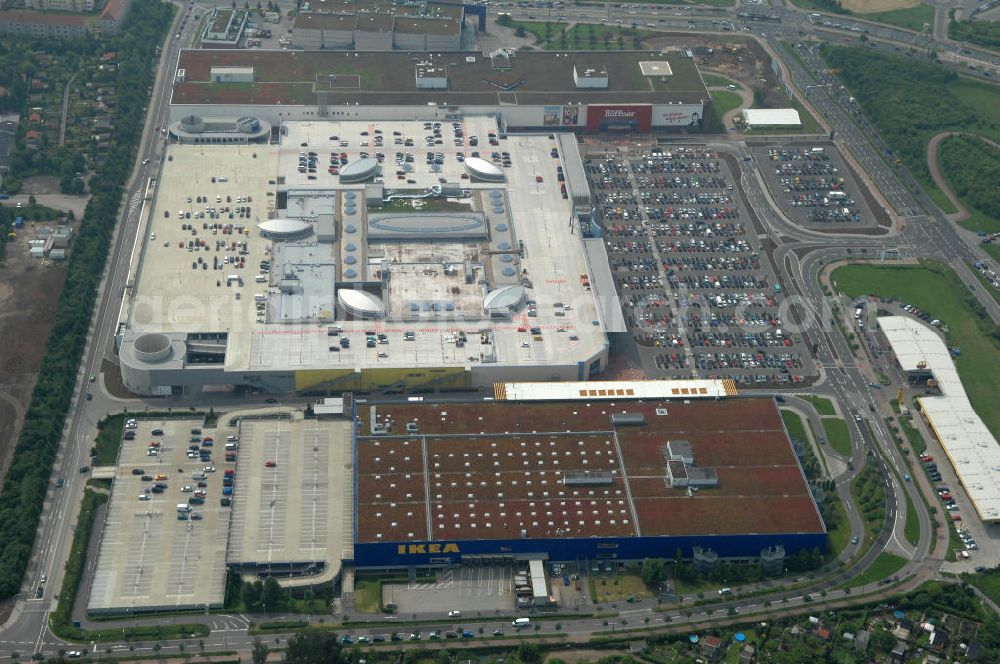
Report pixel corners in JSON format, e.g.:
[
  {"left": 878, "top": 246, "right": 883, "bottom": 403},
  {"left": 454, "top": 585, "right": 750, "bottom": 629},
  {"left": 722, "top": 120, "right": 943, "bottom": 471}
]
[
  {"left": 483, "top": 285, "right": 525, "bottom": 315},
  {"left": 258, "top": 219, "right": 312, "bottom": 238},
  {"left": 338, "top": 289, "right": 386, "bottom": 318},
  {"left": 464, "top": 157, "right": 505, "bottom": 182},
  {"left": 340, "top": 157, "right": 380, "bottom": 183}
]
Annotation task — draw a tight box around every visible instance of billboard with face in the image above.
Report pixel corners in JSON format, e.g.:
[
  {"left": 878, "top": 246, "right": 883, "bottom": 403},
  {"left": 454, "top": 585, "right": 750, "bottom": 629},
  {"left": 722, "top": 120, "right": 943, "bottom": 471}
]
[{"left": 585, "top": 105, "right": 653, "bottom": 132}]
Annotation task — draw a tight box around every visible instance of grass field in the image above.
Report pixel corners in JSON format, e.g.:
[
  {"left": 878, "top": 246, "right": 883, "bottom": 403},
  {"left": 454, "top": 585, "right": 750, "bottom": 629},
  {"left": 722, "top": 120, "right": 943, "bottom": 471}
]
[
  {"left": 93, "top": 413, "right": 125, "bottom": 466},
  {"left": 791, "top": 0, "right": 932, "bottom": 31},
  {"left": 863, "top": 3, "right": 935, "bottom": 31},
  {"left": 353, "top": 577, "right": 382, "bottom": 613},
  {"left": 899, "top": 416, "right": 927, "bottom": 456},
  {"left": 701, "top": 72, "right": 741, "bottom": 89},
  {"left": 590, "top": 572, "right": 654, "bottom": 603},
  {"left": 826, "top": 493, "right": 852, "bottom": 557},
  {"left": 802, "top": 395, "right": 837, "bottom": 416},
  {"left": 709, "top": 89, "right": 744, "bottom": 131},
  {"left": 626, "top": 0, "right": 734, "bottom": 5},
  {"left": 842, "top": 552, "right": 908, "bottom": 589},
  {"left": 903, "top": 485, "right": 920, "bottom": 547},
  {"left": 851, "top": 463, "right": 886, "bottom": 539},
  {"left": 830, "top": 261, "right": 1000, "bottom": 441},
  {"left": 822, "top": 417, "right": 852, "bottom": 457},
  {"left": 963, "top": 569, "right": 1000, "bottom": 605},
  {"left": 782, "top": 409, "right": 827, "bottom": 479}
]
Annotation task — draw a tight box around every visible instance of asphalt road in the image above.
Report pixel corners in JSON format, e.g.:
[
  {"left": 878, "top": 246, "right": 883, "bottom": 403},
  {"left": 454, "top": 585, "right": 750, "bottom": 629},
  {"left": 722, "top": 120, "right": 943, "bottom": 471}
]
[{"left": 1, "top": 0, "right": 994, "bottom": 657}]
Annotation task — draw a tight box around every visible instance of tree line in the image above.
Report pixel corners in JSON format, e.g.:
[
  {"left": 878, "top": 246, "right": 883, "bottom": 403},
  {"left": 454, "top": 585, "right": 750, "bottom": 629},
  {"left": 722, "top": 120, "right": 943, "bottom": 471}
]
[
  {"left": 949, "top": 19, "right": 1000, "bottom": 50},
  {"left": 820, "top": 45, "right": 982, "bottom": 189},
  {"left": 938, "top": 133, "right": 1000, "bottom": 220},
  {"left": 0, "top": 0, "right": 175, "bottom": 600}
]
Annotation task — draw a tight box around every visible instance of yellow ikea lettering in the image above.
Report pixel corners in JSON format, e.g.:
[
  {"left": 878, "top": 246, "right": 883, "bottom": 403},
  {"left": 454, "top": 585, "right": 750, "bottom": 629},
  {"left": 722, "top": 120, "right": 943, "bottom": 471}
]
[{"left": 396, "top": 543, "right": 461, "bottom": 555}]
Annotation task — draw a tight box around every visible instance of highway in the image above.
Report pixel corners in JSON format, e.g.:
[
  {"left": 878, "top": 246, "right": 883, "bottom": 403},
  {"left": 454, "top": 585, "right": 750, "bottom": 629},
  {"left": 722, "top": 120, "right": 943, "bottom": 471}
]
[
  {"left": 1, "top": 0, "right": 996, "bottom": 657},
  {"left": 0, "top": 3, "right": 194, "bottom": 656}
]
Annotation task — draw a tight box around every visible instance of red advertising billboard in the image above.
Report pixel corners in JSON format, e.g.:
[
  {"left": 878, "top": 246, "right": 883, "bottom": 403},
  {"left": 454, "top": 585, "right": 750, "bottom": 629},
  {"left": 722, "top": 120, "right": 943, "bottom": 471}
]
[{"left": 586, "top": 104, "right": 652, "bottom": 133}]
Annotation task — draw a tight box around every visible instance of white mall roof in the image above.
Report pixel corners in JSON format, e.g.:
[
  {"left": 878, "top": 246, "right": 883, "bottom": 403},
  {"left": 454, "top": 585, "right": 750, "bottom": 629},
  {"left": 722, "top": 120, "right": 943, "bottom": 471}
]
[
  {"left": 337, "top": 289, "right": 386, "bottom": 317},
  {"left": 494, "top": 379, "right": 736, "bottom": 401},
  {"left": 464, "top": 156, "right": 504, "bottom": 180},
  {"left": 258, "top": 219, "right": 311, "bottom": 237},
  {"left": 741, "top": 108, "right": 802, "bottom": 127},
  {"left": 879, "top": 316, "right": 1000, "bottom": 522},
  {"left": 483, "top": 285, "right": 525, "bottom": 314}
]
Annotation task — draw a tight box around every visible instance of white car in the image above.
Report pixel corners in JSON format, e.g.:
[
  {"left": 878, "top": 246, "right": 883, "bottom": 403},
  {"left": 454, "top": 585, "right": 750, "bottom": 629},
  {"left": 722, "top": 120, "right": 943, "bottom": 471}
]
[
  {"left": 448, "top": 610, "right": 461, "bottom": 617},
  {"left": 204, "top": 466, "right": 216, "bottom": 473},
  {"left": 181, "top": 485, "right": 194, "bottom": 493},
  {"left": 138, "top": 494, "right": 151, "bottom": 501}
]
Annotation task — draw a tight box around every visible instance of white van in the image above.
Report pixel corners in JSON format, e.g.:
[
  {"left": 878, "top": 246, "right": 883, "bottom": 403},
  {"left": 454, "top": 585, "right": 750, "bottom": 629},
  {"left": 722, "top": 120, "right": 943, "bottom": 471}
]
[
  {"left": 512, "top": 618, "right": 530, "bottom": 628},
  {"left": 255, "top": 274, "right": 268, "bottom": 283},
  {"left": 177, "top": 503, "right": 191, "bottom": 513},
  {"left": 225, "top": 442, "right": 238, "bottom": 451}
]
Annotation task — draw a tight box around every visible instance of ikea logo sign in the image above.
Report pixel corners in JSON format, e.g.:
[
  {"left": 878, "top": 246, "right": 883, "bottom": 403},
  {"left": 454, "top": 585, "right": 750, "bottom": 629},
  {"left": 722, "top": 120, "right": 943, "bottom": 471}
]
[{"left": 396, "top": 543, "right": 461, "bottom": 555}]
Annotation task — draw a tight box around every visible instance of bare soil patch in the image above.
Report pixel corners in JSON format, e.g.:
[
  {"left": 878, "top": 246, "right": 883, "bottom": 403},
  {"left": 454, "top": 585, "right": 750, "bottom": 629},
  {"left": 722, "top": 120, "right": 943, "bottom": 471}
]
[
  {"left": 0, "top": 250, "right": 67, "bottom": 488},
  {"left": 842, "top": 0, "right": 919, "bottom": 13}
]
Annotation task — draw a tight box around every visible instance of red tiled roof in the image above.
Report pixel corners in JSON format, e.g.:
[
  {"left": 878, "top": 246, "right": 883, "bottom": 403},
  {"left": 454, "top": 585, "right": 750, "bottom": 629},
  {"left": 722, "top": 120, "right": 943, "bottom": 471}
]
[
  {"left": 0, "top": 10, "right": 89, "bottom": 27},
  {"left": 100, "top": 0, "right": 128, "bottom": 21}
]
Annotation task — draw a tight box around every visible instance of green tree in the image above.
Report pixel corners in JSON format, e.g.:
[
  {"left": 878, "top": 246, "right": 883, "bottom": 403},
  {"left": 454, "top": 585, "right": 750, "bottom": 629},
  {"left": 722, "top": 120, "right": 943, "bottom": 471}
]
[
  {"left": 261, "top": 577, "right": 283, "bottom": 611},
  {"left": 517, "top": 643, "right": 542, "bottom": 663},
  {"left": 869, "top": 628, "right": 896, "bottom": 654},
  {"left": 285, "top": 629, "right": 344, "bottom": 664},
  {"left": 251, "top": 638, "right": 270, "bottom": 664},
  {"left": 640, "top": 558, "right": 666, "bottom": 586}
]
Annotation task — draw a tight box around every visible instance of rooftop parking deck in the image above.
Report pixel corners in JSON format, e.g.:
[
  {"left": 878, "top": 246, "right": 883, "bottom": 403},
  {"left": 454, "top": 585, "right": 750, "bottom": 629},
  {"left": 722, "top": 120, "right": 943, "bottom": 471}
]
[
  {"left": 87, "top": 418, "right": 227, "bottom": 614},
  {"left": 130, "top": 144, "right": 278, "bottom": 336},
  {"left": 226, "top": 416, "right": 352, "bottom": 573}
]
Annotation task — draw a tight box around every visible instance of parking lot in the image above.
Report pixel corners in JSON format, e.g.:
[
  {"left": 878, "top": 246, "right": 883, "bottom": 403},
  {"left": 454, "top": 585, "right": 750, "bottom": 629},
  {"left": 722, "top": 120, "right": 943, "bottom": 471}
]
[
  {"left": 226, "top": 415, "right": 350, "bottom": 579},
  {"left": 751, "top": 144, "right": 878, "bottom": 230},
  {"left": 382, "top": 564, "right": 515, "bottom": 616},
  {"left": 87, "top": 417, "right": 228, "bottom": 614},
  {"left": 585, "top": 145, "right": 815, "bottom": 386}
]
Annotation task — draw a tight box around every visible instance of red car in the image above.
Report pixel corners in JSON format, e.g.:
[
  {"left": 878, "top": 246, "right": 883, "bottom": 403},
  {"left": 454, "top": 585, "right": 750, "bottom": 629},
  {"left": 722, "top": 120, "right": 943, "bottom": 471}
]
[
  {"left": 265, "top": 460, "right": 277, "bottom": 468},
  {"left": 535, "top": 175, "right": 543, "bottom": 183},
  {"left": 939, "top": 493, "right": 952, "bottom": 501},
  {"left": 919, "top": 454, "right": 933, "bottom": 462}
]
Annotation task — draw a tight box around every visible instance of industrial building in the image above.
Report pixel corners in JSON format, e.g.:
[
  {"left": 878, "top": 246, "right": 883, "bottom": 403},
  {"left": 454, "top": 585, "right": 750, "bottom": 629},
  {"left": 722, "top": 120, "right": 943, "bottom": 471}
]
[
  {"left": 200, "top": 7, "right": 248, "bottom": 49},
  {"left": 168, "top": 49, "right": 710, "bottom": 134},
  {"left": 879, "top": 316, "right": 1000, "bottom": 522},
  {"left": 116, "top": 118, "right": 614, "bottom": 396},
  {"left": 739, "top": 108, "right": 803, "bottom": 130},
  {"left": 352, "top": 392, "right": 827, "bottom": 568}
]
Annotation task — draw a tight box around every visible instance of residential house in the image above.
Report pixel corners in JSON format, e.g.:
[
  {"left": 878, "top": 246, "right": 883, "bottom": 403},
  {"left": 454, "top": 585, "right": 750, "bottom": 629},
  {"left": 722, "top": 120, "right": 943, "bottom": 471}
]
[
  {"left": 28, "top": 111, "right": 42, "bottom": 125},
  {"left": 700, "top": 634, "right": 723, "bottom": 660},
  {"left": 929, "top": 627, "right": 949, "bottom": 654},
  {"left": 0, "top": 10, "right": 91, "bottom": 38},
  {"left": 891, "top": 641, "right": 908, "bottom": 664},
  {"left": 627, "top": 641, "right": 647, "bottom": 655},
  {"left": 0, "top": 118, "right": 16, "bottom": 174},
  {"left": 25, "top": 128, "right": 41, "bottom": 148},
  {"left": 855, "top": 629, "right": 870, "bottom": 653},
  {"left": 739, "top": 644, "right": 755, "bottom": 664},
  {"left": 27, "top": 0, "right": 96, "bottom": 10},
  {"left": 967, "top": 639, "right": 983, "bottom": 660},
  {"left": 97, "top": 0, "right": 131, "bottom": 34}
]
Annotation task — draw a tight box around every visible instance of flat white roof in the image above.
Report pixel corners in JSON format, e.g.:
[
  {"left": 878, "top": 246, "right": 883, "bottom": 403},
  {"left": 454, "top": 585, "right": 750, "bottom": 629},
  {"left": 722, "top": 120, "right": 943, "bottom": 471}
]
[
  {"left": 880, "top": 316, "right": 1000, "bottom": 522},
  {"left": 741, "top": 108, "right": 802, "bottom": 127},
  {"left": 495, "top": 379, "right": 737, "bottom": 402}
]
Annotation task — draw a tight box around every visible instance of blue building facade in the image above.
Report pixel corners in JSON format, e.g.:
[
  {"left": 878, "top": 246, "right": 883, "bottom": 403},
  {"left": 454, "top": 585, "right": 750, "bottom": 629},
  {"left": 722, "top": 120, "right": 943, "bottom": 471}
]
[{"left": 352, "top": 531, "right": 827, "bottom": 568}]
